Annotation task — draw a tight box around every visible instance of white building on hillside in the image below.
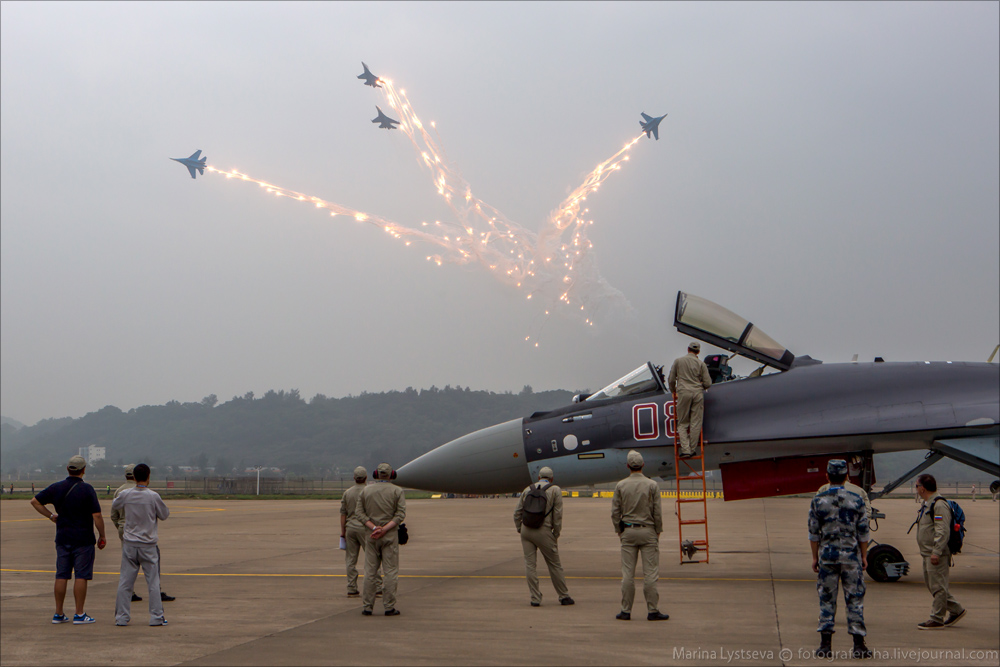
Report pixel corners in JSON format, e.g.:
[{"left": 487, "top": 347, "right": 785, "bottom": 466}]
[{"left": 78, "top": 444, "right": 106, "bottom": 465}]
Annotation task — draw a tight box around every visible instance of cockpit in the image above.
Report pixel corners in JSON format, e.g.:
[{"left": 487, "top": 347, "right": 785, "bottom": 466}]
[{"left": 584, "top": 362, "right": 665, "bottom": 402}]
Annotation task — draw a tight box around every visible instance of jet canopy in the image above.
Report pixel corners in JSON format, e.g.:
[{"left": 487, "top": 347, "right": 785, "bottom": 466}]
[
  {"left": 585, "top": 362, "right": 665, "bottom": 402},
  {"left": 674, "top": 291, "right": 795, "bottom": 371}
]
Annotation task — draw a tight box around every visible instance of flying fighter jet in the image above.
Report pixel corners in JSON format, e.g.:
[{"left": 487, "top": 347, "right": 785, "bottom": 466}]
[
  {"left": 639, "top": 112, "right": 667, "bottom": 140},
  {"left": 358, "top": 61, "right": 383, "bottom": 88},
  {"left": 170, "top": 150, "right": 207, "bottom": 179},
  {"left": 396, "top": 291, "right": 999, "bottom": 582},
  {"left": 372, "top": 106, "right": 400, "bottom": 130}
]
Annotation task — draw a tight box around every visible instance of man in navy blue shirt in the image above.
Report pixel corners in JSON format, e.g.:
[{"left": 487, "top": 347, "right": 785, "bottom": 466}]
[{"left": 30, "top": 455, "right": 107, "bottom": 624}]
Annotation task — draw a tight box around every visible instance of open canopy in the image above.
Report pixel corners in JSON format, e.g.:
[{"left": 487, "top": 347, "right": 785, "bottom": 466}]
[{"left": 673, "top": 291, "right": 795, "bottom": 370}]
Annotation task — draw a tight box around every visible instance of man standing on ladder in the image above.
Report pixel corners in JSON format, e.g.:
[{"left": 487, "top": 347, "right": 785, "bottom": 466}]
[{"left": 668, "top": 341, "right": 713, "bottom": 458}]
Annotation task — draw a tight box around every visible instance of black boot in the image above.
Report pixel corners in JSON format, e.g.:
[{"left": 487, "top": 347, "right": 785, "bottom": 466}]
[
  {"left": 815, "top": 632, "right": 833, "bottom": 658},
  {"left": 852, "top": 634, "right": 872, "bottom": 659}
]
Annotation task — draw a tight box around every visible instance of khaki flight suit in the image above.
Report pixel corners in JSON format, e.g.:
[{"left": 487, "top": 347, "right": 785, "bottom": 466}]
[
  {"left": 916, "top": 493, "right": 963, "bottom": 622},
  {"left": 355, "top": 482, "right": 406, "bottom": 612},
  {"left": 817, "top": 481, "right": 872, "bottom": 519},
  {"left": 668, "top": 352, "right": 713, "bottom": 455},
  {"left": 111, "top": 480, "right": 136, "bottom": 540},
  {"left": 340, "top": 482, "right": 382, "bottom": 595},
  {"left": 513, "top": 481, "right": 571, "bottom": 604},
  {"left": 611, "top": 471, "right": 663, "bottom": 614}
]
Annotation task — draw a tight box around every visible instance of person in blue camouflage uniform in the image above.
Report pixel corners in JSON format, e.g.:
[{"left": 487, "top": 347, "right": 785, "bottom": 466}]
[{"left": 808, "top": 459, "right": 872, "bottom": 659}]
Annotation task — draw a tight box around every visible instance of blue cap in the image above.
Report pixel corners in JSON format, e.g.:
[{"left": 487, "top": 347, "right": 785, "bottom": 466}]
[{"left": 826, "top": 459, "right": 848, "bottom": 475}]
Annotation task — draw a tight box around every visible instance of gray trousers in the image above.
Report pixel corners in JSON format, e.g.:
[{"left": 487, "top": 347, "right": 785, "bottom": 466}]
[
  {"left": 345, "top": 524, "right": 382, "bottom": 594},
  {"left": 620, "top": 526, "right": 660, "bottom": 613},
  {"left": 115, "top": 542, "right": 165, "bottom": 625},
  {"left": 816, "top": 561, "right": 866, "bottom": 635},
  {"left": 520, "top": 526, "right": 570, "bottom": 604}
]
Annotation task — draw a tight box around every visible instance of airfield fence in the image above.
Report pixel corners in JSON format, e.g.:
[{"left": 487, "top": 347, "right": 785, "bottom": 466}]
[{"left": 1, "top": 476, "right": 996, "bottom": 499}]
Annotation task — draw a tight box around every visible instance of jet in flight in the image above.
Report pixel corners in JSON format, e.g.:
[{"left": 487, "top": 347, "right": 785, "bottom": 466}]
[
  {"left": 372, "top": 106, "right": 400, "bottom": 130},
  {"left": 170, "top": 150, "right": 207, "bottom": 179},
  {"left": 358, "top": 62, "right": 383, "bottom": 88},
  {"left": 639, "top": 112, "right": 667, "bottom": 140},
  {"left": 397, "top": 291, "right": 999, "bottom": 583}
]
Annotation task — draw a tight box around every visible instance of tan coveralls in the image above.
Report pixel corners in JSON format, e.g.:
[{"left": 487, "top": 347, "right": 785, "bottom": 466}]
[
  {"left": 916, "top": 493, "right": 964, "bottom": 622},
  {"left": 111, "top": 480, "right": 136, "bottom": 540},
  {"left": 355, "top": 482, "right": 406, "bottom": 612},
  {"left": 668, "top": 352, "right": 713, "bottom": 455},
  {"left": 611, "top": 471, "right": 663, "bottom": 614},
  {"left": 513, "top": 481, "right": 571, "bottom": 604},
  {"left": 817, "top": 481, "right": 872, "bottom": 519},
  {"left": 340, "top": 482, "right": 382, "bottom": 595}
]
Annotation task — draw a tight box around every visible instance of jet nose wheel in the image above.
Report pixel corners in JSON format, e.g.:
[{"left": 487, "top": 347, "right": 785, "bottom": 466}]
[{"left": 866, "top": 544, "right": 909, "bottom": 582}]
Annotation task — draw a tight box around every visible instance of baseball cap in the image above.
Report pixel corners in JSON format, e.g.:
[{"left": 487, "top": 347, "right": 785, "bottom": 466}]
[
  {"left": 376, "top": 462, "right": 393, "bottom": 479},
  {"left": 626, "top": 450, "right": 644, "bottom": 469},
  {"left": 688, "top": 341, "right": 701, "bottom": 352},
  {"left": 67, "top": 455, "right": 87, "bottom": 472},
  {"left": 124, "top": 463, "right": 136, "bottom": 477},
  {"left": 353, "top": 466, "right": 368, "bottom": 479},
  {"left": 538, "top": 467, "right": 554, "bottom": 480}
]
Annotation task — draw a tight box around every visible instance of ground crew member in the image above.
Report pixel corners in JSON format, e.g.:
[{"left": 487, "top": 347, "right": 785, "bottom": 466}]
[
  {"left": 356, "top": 462, "right": 405, "bottom": 616},
  {"left": 914, "top": 473, "right": 966, "bottom": 630},
  {"left": 611, "top": 450, "right": 668, "bottom": 621},
  {"left": 513, "top": 467, "right": 574, "bottom": 607},
  {"left": 112, "top": 463, "right": 169, "bottom": 626},
  {"left": 30, "top": 455, "right": 106, "bottom": 624},
  {"left": 808, "top": 459, "right": 871, "bottom": 658},
  {"left": 667, "top": 341, "right": 712, "bottom": 458},
  {"left": 340, "top": 466, "right": 382, "bottom": 598}
]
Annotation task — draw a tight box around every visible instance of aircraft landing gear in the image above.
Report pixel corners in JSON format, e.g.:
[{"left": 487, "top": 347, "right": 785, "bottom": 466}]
[{"left": 866, "top": 542, "right": 909, "bottom": 582}]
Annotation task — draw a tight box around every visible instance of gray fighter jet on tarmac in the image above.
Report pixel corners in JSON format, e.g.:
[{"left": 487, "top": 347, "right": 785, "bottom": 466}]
[
  {"left": 358, "top": 62, "right": 383, "bottom": 88},
  {"left": 397, "top": 291, "right": 999, "bottom": 582},
  {"left": 170, "top": 150, "right": 207, "bottom": 179},
  {"left": 639, "top": 112, "right": 667, "bottom": 140},
  {"left": 372, "top": 106, "right": 400, "bottom": 130}
]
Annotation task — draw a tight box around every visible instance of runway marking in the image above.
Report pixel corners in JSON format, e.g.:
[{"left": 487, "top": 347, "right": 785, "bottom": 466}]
[{"left": 1, "top": 569, "right": 996, "bottom": 585}]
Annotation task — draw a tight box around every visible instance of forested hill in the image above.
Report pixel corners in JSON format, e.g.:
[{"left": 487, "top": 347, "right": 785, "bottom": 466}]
[{"left": 0, "top": 386, "right": 575, "bottom": 476}]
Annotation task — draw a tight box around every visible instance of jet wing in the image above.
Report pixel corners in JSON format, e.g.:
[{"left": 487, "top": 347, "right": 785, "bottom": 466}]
[
  {"left": 186, "top": 165, "right": 198, "bottom": 179},
  {"left": 651, "top": 126, "right": 659, "bottom": 140}
]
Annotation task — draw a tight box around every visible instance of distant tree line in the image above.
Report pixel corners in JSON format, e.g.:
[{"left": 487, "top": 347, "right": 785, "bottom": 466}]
[{"left": 0, "top": 385, "right": 574, "bottom": 477}]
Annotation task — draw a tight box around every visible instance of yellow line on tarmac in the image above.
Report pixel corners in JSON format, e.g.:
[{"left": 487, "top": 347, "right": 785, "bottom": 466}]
[{"left": 2, "top": 569, "right": 995, "bottom": 585}]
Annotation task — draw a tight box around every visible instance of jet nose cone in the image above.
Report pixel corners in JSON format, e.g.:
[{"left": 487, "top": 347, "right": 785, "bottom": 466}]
[{"left": 395, "top": 419, "right": 530, "bottom": 494}]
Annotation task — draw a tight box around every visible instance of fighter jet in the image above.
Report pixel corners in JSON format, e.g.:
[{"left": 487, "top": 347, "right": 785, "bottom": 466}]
[
  {"left": 639, "top": 111, "right": 667, "bottom": 140},
  {"left": 396, "top": 291, "right": 999, "bottom": 582},
  {"left": 372, "top": 106, "right": 400, "bottom": 130},
  {"left": 170, "top": 150, "right": 207, "bottom": 179},
  {"left": 358, "top": 61, "right": 382, "bottom": 88}
]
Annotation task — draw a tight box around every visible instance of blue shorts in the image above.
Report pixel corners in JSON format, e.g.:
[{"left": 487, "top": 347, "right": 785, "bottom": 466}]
[{"left": 55, "top": 544, "right": 95, "bottom": 580}]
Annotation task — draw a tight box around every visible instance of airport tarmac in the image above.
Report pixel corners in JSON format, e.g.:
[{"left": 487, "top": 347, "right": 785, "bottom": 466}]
[{"left": 1, "top": 496, "right": 997, "bottom": 666}]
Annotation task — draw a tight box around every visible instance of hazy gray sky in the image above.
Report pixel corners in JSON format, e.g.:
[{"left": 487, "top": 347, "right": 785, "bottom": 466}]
[{"left": 2, "top": 2, "right": 998, "bottom": 425}]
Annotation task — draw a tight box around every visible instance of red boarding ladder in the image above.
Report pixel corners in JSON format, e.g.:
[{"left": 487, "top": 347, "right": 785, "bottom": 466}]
[{"left": 673, "top": 393, "right": 709, "bottom": 564}]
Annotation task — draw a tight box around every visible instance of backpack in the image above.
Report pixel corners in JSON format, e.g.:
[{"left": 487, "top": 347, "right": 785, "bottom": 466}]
[
  {"left": 934, "top": 498, "right": 966, "bottom": 554},
  {"left": 521, "top": 482, "right": 554, "bottom": 529},
  {"left": 397, "top": 522, "right": 408, "bottom": 545}
]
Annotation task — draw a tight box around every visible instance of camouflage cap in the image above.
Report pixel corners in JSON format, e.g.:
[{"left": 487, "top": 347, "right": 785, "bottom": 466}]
[
  {"left": 826, "top": 459, "right": 848, "bottom": 475},
  {"left": 67, "top": 455, "right": 87, "bottom": 471},
  {"left": 124, "top": 463, "right": 136, "bottom": 477},
  {"left": 353, "top": 466, "right": 368, "bottom": 480},
  {"left": 538, "top": 466, "right": 554, "bottom": 480},
  {"left": 626, "top": 450, "right": 644, "bottom": 469},
  {"left": 688, "top": 341, "right": 701, "bottom": 352},
  {"left": 376, "top": 462, "right": 393, "bottom": 479}
]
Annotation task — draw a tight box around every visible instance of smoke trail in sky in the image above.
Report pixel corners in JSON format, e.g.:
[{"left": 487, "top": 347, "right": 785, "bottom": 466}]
[{"left": 206, "top": 74, "right": 652, "bottom": 343}]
